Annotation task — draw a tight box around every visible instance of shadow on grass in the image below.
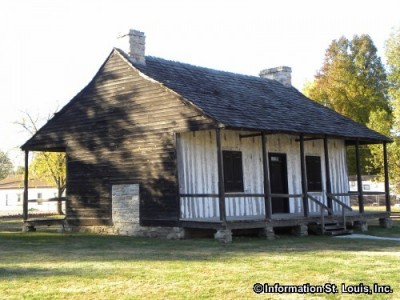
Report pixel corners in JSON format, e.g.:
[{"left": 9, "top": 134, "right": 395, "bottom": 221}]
[
  {"left": 0, "top": 219, "right": 399, "bottom": 272},
  {"left": 0, "top": 227, "right": 399, "bottom": 281},
  {"left": 0, "top": 267, "right": 78, "bottom": 279},
  {"left": 1, "top": 231, "right": 399, "bottom": 259}
]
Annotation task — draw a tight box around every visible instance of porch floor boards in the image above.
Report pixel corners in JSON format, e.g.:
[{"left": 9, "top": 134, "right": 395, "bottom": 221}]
[{"left": 180, "top": 211, "right": 390, "bottom": 230}]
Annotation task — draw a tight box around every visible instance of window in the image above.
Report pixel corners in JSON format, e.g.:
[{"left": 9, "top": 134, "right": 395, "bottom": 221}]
[
  {"left": 363, "top": 184, "right": 370, "bottom": 191},
  {"left": 223, "top": 151, "right": 244, "bottom": 192},
  {"left": 37, "top": 193, "right": 42, "bottom": 199},
  {"left": 306, "top": 156, "right": 322, "bottom": 192},
  {"left": 17, "top": 194, "right": 21, "bottom": 202}
]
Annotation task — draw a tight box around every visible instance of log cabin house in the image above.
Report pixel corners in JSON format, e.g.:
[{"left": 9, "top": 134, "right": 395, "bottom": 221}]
[{"left": 21, "top": 30, "right": 393, "bottom": 242}]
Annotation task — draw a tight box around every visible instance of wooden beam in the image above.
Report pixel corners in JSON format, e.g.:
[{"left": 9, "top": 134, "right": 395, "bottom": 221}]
[
  {"left": 299, "top": 135, "right": 309, "bottom": 217},
  {"left": 261, "top": 132, "right": 272, "bottom": 219},
  {"left": 295, "top": 137, "right": 323, "bottom": 142},
  {"left": 239, "top": 133, "right": 262, "bottom": 139},
  {"left": 216, "top": 128, "right": 226, "bottom": 223},
  {"left": 271, "top": 193, "right": 303, "bottom": 198},
  {"left": 329, "top": 192, "right": 359, "bottom": 197},
  {"left": 355, "top": 139, "right": 364, "bottom": 214},
  {"left": 23, "top": 150, "right": 29, "bottom": 221},
  {"left": 180, "top": 194, "right": 219, "bottom": 198},
  {"left": 323, "top": 136, "right": 332, "bottom": 215},
  {"left": 383, "top": 142, "right": 391, "bottom": 212}
]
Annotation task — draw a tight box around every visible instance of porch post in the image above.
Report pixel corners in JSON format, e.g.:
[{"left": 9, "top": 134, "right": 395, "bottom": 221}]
[
  {"left": 323, "top": 136, "right": 332, "bottom": 215},
  {"left": 261, "top": 132, "right": 272, "bottom": 219},
  {"left": 355, "top": 139, "right": 364, "bottom": 214},
  {"left": 300, "top": 134, "right": 309, "bottom": 217},
  {"left": 175, "top": 133, "right": 182, "bottom": 221},
  {"left": 23, "top": 150, "right": 29, "bottom": 221},
  {"left": 216, "top": 128, "right": 226, "bottom": 223},
  {"left": 383, "top": 142, "right": 391, "bottom": 212}
]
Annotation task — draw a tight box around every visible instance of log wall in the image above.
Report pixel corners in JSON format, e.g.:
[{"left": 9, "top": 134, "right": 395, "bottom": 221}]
[{"left": 53, "top": 51, "right": 217, "bottom": 226}]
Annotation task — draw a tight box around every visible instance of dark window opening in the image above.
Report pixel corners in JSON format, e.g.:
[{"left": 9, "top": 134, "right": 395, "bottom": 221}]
[
  {"left": 223, "top": 151, "right": 244, "bottom": 192},
  {"left": 306, "top": 156, "right": 322, "bottom": 192}
]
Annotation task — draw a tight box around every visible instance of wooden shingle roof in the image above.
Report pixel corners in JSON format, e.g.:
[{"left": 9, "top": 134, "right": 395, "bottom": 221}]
[
  {"left": 119, "top": 50, "right": 390, "bottom": 144},
  {"left": 22, "top": 48, "right": 391, "bottom": 152}
]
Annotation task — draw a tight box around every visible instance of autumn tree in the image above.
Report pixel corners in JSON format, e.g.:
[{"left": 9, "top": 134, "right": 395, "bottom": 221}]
[
  {"left": 386, "top": 28, "right": 400, "bottom": 106},
  {"left": 383, "top": 27, "right": 400, "bottom": 193},
  {"left": 30, "top": 152, "right": 66, "bottom": 213},
  {"left": 0, "top": 150, "right": 13, "bottom": 180},
  {"left": 17, "top": 112, "right": 66, "bottom": 214},
  {"left": 304, "top": 35, "right": 391, "bottom": 175},
  {"left": 305, "top": 35, "right": 389, "bottom": 124}
]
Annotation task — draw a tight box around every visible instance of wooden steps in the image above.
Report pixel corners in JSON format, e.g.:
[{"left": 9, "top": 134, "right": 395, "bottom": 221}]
[{"left": 309, "top": 222, "right": 353, "bottom": 236}]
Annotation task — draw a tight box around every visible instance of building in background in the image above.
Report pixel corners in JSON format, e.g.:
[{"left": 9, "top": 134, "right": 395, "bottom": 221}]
[{"left": 0, "top": 175, "right": 62, "bottom": 216}]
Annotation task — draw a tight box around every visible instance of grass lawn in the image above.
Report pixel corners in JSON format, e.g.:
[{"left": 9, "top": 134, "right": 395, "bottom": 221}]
[{"left": 0, "top": 217, "right": 399, "bottom": 299}]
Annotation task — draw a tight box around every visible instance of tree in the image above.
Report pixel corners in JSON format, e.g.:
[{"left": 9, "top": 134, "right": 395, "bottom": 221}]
[
  {"left": 30, "top": 152, "right": 66, "bottom": 213},
  {"left": 305, "top": 35, "right": 390, "bottom": 124},
  {"left": 304, "top": 35, "right": 391, "bottom": 175},
  {"left": 17, "top": 112, "right": 66, "bottom": 214},
  {"left": 386, "top": 28, "right": 400, "bottom": 106},
  {"left": 366, "top": 109, "right": 392, "bottom": 176},
  {"left": 384, "top": 27, "right": 400, "bottom": 193},
  {"left": 0, "top": 150, "right": 13, "bottom": 180}
]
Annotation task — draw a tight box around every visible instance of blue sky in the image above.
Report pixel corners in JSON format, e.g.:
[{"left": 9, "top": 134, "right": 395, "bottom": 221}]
[{"left": 0, "top": 0, "right": 399, "bottom": 165}]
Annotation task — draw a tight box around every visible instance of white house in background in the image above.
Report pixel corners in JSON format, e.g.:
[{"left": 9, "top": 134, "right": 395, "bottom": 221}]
[
  {"left": 0, "top": 175, "right": 61, "bottom": 216},
  {"left": 349, "top": 175, "right": 386, "bottom": 206}
]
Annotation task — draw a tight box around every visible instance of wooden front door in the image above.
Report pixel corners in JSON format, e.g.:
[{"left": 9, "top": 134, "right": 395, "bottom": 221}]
[{"left": 269, "top": 153, "right": 289, "bottom": 213}]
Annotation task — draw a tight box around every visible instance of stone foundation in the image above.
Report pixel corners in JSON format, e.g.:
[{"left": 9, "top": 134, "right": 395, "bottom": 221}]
[
  {"left": 65, "top": 223, "right": 186, "bottom": 239},
  {"left": 114, "top": 224, "right": 186, "bottom": 239},
  {"left": 112, "top": 184, "right": 140, "bottom": 230},
  {"left": 259, "top": 226, "right": 275, "bottom": 240},
  {"left": 292, "top": 224, "right": 308, "bottom": 236},
  {"left": 22, "top": 224, "right": 36, "bottom": 232},
  {"left": 65, "top": 225, "right": 114, "bottom": 234},
  {"left": 353, "top": 220, "right": 368, "bottom": 232},
  {"left": 379, "top": 218, "right": 392, "bottom": 229},
  {"left": 60, "top": 184, "right": 185, "bottom": 239},
  {"left": 214, "top": 229, "right": 232, "bottom": 243}
]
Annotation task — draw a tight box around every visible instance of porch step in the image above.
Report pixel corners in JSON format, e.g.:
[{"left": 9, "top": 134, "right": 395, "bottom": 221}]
[{"left": 309, "top": 222, "right": 353, "bottom": 236}]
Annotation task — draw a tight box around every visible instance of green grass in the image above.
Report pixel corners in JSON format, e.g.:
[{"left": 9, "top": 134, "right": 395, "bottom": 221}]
[
  {"left": 363, "top": 205, "right": 400, "bottom": 213},
  {"left": 0, "top": 218, "right": 399, "bottom": 299}
]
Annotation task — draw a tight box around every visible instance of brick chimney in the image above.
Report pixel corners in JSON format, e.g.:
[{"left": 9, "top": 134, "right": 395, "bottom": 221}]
[
  {"left": 117, "top": 29, "right": 146, "bottom": 65},
  {"left": 259, "top": 66, "right": 292, "bottom": 87}
]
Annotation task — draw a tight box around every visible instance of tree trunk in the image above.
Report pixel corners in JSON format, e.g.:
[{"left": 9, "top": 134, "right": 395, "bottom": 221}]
[{"left": 57, "top": 188, "right": 64, "bottom": 215}]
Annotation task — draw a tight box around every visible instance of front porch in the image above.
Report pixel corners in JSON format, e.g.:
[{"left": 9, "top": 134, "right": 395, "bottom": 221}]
[
  {"left": 177, "top": 129, "right": 392, "bottom": 241},
  {"left": 179, "top": 203, "right": 392, "bottom": 243},
  {"left": 180, "top": 209, "right": 390, "bottom": 229}
]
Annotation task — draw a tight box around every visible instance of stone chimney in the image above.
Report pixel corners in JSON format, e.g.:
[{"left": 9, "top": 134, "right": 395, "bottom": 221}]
[
  {"left": 259, "top": 66, "right": 292, "bottom": 87},
  {"left": 117, "top": 29, "right": 146, "bottom": 65}
]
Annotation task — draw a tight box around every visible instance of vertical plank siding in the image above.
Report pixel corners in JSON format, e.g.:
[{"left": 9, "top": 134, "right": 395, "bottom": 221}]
[
  {"left": 328, "top": 139, "right": 351, "bottom": 211},
  {"left": 178, "top": 131, "right": 219, "bottom": 220},
  {"left": 178, "top": 130, "right": 350, "bottom": 220}
]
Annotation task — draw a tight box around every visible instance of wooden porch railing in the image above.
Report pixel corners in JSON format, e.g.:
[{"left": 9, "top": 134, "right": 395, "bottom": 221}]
[
  {"left": 327, "top": 193, "right": 353, "bottom": 231},
  {"left": 307, "top": 194, "right": 332, "bottom": 234},
  {"left": 180, "top": 190, "right": 385, "bottom": 224},
  {"left": 27, "top": 197, "right": 67, "bottom": 203}
]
